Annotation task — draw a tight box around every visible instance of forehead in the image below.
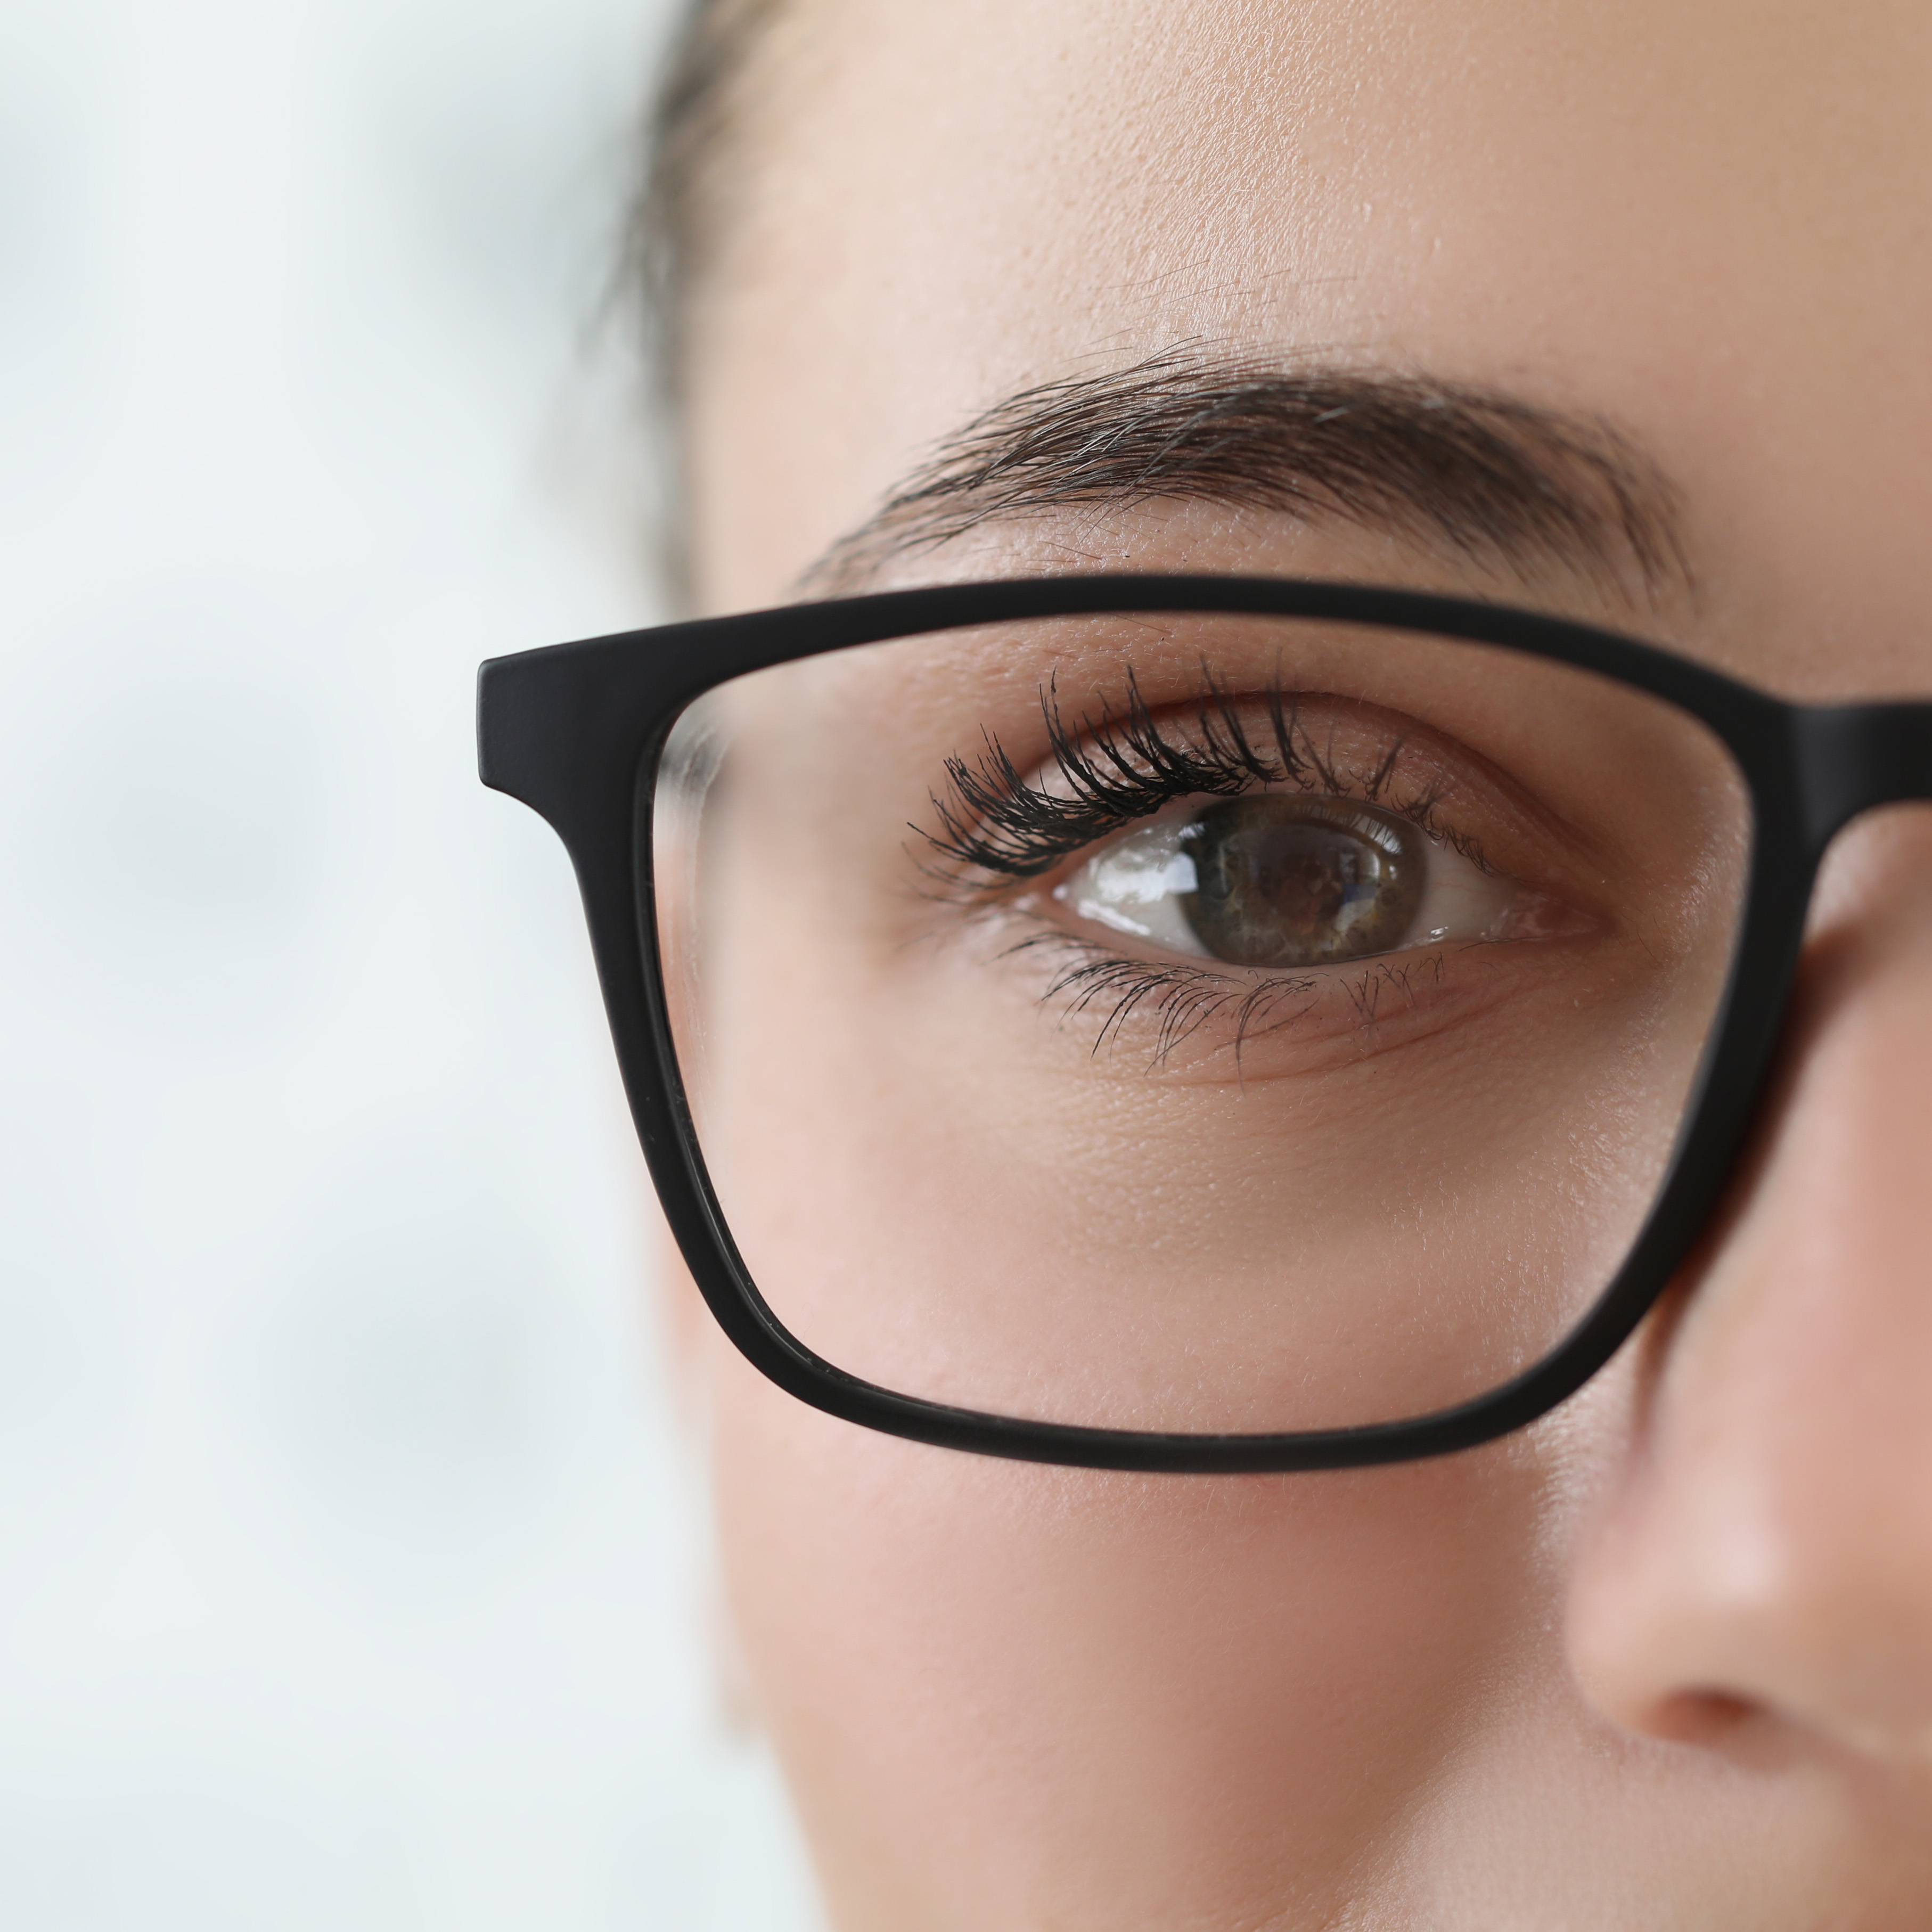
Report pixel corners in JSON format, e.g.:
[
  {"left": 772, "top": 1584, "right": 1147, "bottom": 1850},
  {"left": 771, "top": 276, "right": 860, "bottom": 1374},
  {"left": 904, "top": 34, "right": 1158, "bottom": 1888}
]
[{"left": 688, "top": 0, "right": 1932, "bottom": 673}]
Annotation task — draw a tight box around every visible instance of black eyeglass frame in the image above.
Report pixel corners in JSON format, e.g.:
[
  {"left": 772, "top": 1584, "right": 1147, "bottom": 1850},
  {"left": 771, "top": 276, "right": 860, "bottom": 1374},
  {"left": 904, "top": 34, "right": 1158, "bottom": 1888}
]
[{"left": 478, "top": 574, "right": 1932, "bottom": 1473}]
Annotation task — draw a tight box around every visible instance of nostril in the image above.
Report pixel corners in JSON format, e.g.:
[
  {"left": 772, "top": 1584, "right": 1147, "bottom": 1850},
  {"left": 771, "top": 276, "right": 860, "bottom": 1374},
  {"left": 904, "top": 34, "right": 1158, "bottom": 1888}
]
[
  {"left": 1648, "top": 1688, "right": 1757, "bottom": 1747},
  {"left": 1639, "top": 1689, "right": 1829, "bottom": 1773}
]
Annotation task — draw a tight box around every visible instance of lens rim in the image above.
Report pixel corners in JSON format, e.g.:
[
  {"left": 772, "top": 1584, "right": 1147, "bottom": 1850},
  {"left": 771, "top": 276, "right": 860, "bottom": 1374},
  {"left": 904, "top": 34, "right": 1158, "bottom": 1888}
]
[{"left": 477, "top": 574, "right": 1919, "bottom": 1472}]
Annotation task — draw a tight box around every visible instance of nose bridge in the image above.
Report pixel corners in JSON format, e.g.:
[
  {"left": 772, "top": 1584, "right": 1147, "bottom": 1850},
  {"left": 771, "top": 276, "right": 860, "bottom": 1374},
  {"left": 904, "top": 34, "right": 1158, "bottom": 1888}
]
[{"left": 1795, "top": 702, "right": 1932, "bottom": 852}]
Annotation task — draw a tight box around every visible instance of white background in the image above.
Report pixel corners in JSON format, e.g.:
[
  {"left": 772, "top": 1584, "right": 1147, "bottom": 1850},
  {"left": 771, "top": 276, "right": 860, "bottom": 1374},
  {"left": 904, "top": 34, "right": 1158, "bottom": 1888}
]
[{"left": 0, "top": 0, "right": 822, "bottom": 1924}]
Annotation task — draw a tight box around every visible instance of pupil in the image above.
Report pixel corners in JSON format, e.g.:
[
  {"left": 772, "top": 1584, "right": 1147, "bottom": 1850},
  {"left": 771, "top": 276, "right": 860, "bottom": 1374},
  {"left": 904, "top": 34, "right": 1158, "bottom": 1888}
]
[{"left": 1179, "top": 797, "right": 1426, "bottom": 968}]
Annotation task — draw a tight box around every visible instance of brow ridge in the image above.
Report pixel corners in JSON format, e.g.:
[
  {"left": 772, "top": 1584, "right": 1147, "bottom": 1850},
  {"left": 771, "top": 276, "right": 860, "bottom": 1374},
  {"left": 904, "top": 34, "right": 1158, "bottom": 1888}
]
[{"left": 805, "top": 348, "right": 1690, "bottom": 604}]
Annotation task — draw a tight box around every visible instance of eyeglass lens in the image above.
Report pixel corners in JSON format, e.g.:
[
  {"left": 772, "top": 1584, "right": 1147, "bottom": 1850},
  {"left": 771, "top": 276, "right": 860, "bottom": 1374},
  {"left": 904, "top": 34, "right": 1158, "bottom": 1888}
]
[{"left": 650, "top": 612, "right": 1750, "bottom": 1435}]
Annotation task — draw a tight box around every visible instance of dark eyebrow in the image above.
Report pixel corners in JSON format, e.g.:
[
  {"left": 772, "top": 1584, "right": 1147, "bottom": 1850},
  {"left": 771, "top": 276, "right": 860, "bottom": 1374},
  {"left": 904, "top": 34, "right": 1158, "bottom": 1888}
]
[{"left": 804, "top": 348, "right": 1690, "bottom": 604}]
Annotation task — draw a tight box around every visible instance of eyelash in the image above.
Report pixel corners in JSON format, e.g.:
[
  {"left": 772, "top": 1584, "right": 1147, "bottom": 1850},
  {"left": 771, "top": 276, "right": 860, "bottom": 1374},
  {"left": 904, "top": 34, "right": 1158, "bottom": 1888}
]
[
  {"left": 922, "top": 665, "right": 1482, "bottom": 882},
  {"left": 916, "top": 668, "right": 1494, "bottom": 1065},
  {"left": 994, "top": 932, "right": 1456, "bottom": 1067}
]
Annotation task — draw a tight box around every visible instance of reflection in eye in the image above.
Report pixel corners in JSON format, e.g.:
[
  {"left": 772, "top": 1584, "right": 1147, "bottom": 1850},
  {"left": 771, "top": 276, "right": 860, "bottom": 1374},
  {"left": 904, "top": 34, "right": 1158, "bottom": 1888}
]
[{"left": 1057, "top": 796, "right": 1543, "bottom": 969}]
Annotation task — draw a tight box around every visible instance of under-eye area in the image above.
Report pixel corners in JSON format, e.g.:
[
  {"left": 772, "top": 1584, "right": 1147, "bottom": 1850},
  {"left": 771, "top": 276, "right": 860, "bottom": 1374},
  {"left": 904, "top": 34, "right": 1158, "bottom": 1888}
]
[{"left": 912, "top": 665, "right": 1614, "bottom": 1073}]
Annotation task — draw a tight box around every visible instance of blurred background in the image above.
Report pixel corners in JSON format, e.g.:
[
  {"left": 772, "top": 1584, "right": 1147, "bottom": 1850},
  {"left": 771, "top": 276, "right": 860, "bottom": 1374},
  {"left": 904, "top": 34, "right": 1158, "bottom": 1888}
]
[{"left": 0, "top": 0, "right": 823, "bottom": 1923}]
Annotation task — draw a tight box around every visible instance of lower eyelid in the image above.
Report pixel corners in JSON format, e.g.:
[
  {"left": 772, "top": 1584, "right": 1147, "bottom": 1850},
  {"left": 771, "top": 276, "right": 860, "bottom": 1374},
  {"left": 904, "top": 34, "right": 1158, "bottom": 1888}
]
[{"left": 1003, "top": 924, "right": 1601, "bottom": 1083}]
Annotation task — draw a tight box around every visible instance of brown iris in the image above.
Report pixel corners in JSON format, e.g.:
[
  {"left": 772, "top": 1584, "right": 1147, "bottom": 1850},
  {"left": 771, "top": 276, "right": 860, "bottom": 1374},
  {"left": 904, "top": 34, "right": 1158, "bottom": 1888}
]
[{"left": 1178, "top": 797, "right": 1427, "bottom": 968}]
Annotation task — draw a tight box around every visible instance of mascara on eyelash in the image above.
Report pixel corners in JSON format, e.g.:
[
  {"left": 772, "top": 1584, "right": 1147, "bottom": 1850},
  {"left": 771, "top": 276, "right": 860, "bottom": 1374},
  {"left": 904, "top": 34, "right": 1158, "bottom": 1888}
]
[{"left": 916, "top": 665, "right": 1472, "bottom": 889}]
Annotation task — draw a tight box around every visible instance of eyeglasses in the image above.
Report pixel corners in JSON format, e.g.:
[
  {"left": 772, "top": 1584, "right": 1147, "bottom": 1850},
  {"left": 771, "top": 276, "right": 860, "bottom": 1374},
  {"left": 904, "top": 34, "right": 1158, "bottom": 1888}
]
[{"left": 477, "top": 574, "right": 1932, "bottom": 1473}]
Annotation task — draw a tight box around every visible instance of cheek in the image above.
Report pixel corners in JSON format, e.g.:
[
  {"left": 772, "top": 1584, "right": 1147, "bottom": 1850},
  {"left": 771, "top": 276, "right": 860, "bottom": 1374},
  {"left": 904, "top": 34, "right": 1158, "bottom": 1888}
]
[{"left": 707, "top": 1336, "right": 1563, "bottom": 1928}]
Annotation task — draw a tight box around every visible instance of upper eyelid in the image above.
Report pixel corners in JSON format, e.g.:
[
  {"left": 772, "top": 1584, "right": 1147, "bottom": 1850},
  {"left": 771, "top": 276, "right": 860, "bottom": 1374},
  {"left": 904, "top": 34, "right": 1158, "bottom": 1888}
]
[
  {"left": 926, "top": 669, "right": 1303, "bottom": 878},
  {"left": 920, "top": 677, "right": 1485, "bottom": 883}
]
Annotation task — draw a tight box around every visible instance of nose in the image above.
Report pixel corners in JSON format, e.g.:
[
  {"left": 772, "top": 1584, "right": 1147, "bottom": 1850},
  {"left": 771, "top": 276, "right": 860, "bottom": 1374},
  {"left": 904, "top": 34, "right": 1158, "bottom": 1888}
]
[{"left": 1567, "top": 807, "right": 1932, "bottom": 1765}]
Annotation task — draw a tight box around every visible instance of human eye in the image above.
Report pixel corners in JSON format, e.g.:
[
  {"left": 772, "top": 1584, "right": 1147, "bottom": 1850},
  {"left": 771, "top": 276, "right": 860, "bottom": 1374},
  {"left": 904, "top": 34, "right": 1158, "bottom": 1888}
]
[
  {"left": 1053, "top": 795, "right": 1558, "bottom": 966},
  {"left": 918, "top": 668, "right": 1602, "bottom": 1074}
]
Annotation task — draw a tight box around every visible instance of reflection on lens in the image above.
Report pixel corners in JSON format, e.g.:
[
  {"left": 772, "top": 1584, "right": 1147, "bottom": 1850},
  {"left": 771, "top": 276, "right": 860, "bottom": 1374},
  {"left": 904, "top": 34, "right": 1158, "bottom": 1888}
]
[
  {"left": 653, "top": 611, "right": 1750, "bottom": 1437},
  {"left": 1181, "top": 797, "right": 1426, "bottom": 968}
]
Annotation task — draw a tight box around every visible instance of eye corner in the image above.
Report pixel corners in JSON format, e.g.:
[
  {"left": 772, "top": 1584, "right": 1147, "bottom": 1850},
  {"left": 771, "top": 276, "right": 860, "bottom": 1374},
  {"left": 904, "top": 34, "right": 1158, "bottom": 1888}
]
[{"left": 1487, "top": 890, "right": 1609, "bottom": 947}]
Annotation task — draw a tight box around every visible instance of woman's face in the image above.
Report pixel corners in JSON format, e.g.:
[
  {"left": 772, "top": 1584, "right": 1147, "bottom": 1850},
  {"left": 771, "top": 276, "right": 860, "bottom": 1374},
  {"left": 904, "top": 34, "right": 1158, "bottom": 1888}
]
[{"left": 675, "top": 1, "right": 1932, "bottom": 1924}]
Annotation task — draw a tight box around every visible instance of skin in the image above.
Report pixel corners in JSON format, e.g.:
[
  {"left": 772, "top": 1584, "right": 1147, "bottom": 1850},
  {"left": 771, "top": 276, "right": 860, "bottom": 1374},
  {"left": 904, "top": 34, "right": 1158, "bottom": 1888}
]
[{"left": 667, "top": 1, "right": 1932, "bottom": 1924}]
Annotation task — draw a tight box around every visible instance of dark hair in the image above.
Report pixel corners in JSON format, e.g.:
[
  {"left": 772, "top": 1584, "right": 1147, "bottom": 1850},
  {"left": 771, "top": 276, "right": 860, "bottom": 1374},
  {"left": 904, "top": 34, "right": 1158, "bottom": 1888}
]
[
  {"left": 630, "top": 0, "right": 784, "bottom": 409},
  {"left": 619, "top": 0, "right": 783, "bottom": 604}
]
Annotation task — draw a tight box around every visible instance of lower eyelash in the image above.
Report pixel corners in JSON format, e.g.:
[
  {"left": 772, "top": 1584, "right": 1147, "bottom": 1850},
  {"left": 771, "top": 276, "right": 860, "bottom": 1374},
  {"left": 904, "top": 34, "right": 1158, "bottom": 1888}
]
[
  {"left": 1004, "top": 931, "right": 1461, "bottom": 1071},
  {"left": 1002, "top": 930, "right": 1314, "bottom": 1069}
]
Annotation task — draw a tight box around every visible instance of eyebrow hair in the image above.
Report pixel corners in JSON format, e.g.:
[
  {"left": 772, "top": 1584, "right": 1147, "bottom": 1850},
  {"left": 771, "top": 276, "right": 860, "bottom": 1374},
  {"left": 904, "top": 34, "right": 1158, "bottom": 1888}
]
[{"left": 805, "top": 348, "right": 1690, "bottom": 604}]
